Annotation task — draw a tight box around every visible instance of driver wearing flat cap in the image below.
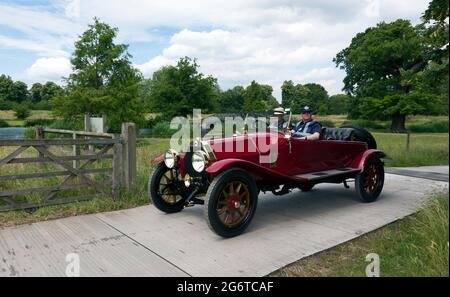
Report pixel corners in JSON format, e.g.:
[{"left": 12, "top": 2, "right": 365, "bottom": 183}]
[{"left": 291, "top": 106, "right": 322, "bottom": 140}]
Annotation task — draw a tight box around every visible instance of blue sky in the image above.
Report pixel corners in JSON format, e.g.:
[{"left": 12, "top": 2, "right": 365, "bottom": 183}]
[{"left": 0, "top": 0, "right": 429, "bottom": 99}]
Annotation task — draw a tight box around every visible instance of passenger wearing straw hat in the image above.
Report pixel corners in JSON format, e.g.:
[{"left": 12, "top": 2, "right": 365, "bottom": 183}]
[{"left": 271, "top": 107, "right": 289, "bottom": 130}]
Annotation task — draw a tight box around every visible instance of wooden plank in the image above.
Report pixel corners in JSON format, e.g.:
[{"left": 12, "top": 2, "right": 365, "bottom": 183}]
[
  {"left": 8, "top": 154, "right": 113, "bottom": 164},
  {"left": 0, "top": 138, "right": 121, "bottom": 146},
  {"left": 0, "top": 194, "right": 98, "bottom": 211},
  {"left": 0, "top": 146, "right": 28, "bottom": 166},
  {"left": 42, "top": 128, "right": 116, "bottom": 138},
  {"left": 33, "top": 146, "right": 110, "bottom": 195},
  {"left": 40, "top": 145, "right": 114, "bottom": 202},
  {"left": 0, "top": 183, "right": 89, "bottom": 197},
  {"left": 0, "top": 168, "right": 112, "bottom": 181}
]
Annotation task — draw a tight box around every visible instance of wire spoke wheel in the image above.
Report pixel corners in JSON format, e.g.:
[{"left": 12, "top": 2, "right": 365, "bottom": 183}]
[
  {"left": 149, "top": 163, "right": 185, "bottom": 213},
  {"left": 158, "top": 170, "right": 182, "bottom": 204}
]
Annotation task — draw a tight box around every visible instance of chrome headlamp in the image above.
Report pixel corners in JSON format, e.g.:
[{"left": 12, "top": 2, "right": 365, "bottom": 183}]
[
  {"left": 192, "top": 151, "right": 207, "bottom": 173},
  {"left": 164, "top": 149, "right": 178, "bottom": 169}
]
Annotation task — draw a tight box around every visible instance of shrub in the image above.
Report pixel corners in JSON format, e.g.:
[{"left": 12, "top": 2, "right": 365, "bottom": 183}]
[
  {"left": 0, "top": 119, "right": 9, "bottom": 128},
  {"left": 0, "top": 99, "right": 15, "bottom": 110},
  {"left": 48, "top": 119, "right": 83, "bottom": 131},
  {"left": 24, "top": 127, "right": 36, "bottom": 139},
  {"left": 32, "top": 100, "right": 52, "bottom": 110},
  {"left": 408, "top": 121, "right": 449, "bottom": 133},
  {"left": 24, "top": 119, "right": 56, "bottom": 127},
  {"left": 151, "top": 121, "right": 178, "bottom": 138},
  {"left": 13, "top": 104, "right": 31, "bottom": 120}
]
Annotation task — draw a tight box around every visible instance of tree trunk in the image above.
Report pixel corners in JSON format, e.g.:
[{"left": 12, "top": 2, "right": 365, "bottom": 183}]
[{"left": 391, "top": 113, "right": 406, "bottom": 133}]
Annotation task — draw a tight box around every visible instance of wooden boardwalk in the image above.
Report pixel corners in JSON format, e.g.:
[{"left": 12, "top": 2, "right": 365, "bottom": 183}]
[{"left": 0, "top": 168, "right": 448, "bottom": 276}]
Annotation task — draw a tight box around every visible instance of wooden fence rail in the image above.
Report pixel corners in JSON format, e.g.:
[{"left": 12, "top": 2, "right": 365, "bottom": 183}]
[{"left": 0, "top": 123, "right": 136, "bottom": 212}]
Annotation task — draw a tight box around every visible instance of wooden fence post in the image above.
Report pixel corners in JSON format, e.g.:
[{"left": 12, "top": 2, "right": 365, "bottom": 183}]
[
  {"left": 121, "top": 123, "right": 137, "bottom": 189},
  {"left": 112, "top": 137, "right": 123, "bottom": 200},
  {"left": 406, "top": 131, "right": 410, "bottom": 152},
  {"left": 35, "top": 126, "right": 44, "bottom": 159}
]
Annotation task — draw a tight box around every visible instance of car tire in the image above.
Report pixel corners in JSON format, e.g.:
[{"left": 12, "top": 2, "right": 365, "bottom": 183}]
[
  {"left": 355, "top": 156, "right": 384, "bottom": 203},
  {"left": 204, "top": 168, "right": 258, "bottom": 238},
  {"left": 148, "top": 163, "right": 185, "bottom": 213},
  {"left": 340, "top": 125, "right": 377, "bottom": 149},
  {"left": 299, "top": 184, "right": 314, "bottom": 192}
]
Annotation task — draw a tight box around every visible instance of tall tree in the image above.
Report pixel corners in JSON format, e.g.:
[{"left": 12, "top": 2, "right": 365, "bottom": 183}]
[
  {"left": 218, "top": 86, "right": 246, "bottom": 113},
  {"left": 326, "top": 94, "right": 352, "bottom": 115},
  {"left": 242, "top": 81, "right": 278, "bottom": 112},
  {"left": 334, "top": 19, "right": 431, "bottom": 132},
  {"left": 143, "top": 57, "right": 219, "bottom": 118},
  {"left": 0, "top": 75, "right": 14, "bottom": 101},
  {"left": 52, "top": 18, "right": 144, "bottom": 131},
  {"left": 30, "top": 83, "right": 43, "bottom": 102},
  {"left": 10, "top": 81, "right": 28, "bottom": 103},
  {"left": 40, "top": 82, "right": 63, "bottom": 101},
  {"left": 281, "top": 80, "right": 328, "bottom": 113}
]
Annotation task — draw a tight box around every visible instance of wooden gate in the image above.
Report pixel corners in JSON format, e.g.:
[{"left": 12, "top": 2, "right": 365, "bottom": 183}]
[{"left": 0, "top": 123, "right": 136, "bottom": 211}]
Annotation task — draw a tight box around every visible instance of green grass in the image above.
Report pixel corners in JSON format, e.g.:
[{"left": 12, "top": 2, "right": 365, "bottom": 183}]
[
  {"left": 374, "top": 133, "right": 449, "bottom": 167},
  {"left": 271, "top": 190, "right": 449, "bottom": 277}
]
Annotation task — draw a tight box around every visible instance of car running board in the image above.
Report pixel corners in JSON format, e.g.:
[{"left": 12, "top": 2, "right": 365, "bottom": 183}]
[{"left": 294, "top": 167, "right": 361, "bottom": 181}]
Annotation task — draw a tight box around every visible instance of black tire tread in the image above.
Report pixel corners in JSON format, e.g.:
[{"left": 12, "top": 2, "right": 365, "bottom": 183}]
[
  {"left": 204, "top": 168, "right": 258, "bottom": 238},
  {"left": 148, "top": 163, "right": 185, "bottom": 213}
]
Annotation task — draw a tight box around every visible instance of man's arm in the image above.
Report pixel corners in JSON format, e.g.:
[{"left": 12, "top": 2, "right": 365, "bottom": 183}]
[{"left": 304, "top": 132, "right": 320, "bottom": 140}]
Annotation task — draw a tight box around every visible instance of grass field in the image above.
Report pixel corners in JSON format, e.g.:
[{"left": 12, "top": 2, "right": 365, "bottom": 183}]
[
  {"left": 374, "top": 133, "right": 449, "bottom": 167},
  {"left": 271, "top": 190, "right": 449, "bottom": 277}
]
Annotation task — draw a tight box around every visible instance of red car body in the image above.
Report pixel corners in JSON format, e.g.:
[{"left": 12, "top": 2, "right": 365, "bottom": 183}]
[{"left": 150, "top": 129, "right": 386, "bottom": 237}]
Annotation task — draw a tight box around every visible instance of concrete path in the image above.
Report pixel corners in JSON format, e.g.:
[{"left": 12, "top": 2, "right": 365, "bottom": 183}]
[
  {"left": 0, "top": 167, "right": 448, "bottom": 277},
  {"left": 386, "top": 165, "right": 449, "bottom": 182}
]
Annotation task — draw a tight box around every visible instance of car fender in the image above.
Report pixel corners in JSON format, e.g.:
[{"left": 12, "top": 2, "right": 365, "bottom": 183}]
[
  {"left": 151, "top": 153, "right": 165, "bottom": 165},
  {"left": 351, "top": 149, "right": 387, "bottom": 172},
  {"left": 206, "top": 158, "right": 306, "bottom": 181}
]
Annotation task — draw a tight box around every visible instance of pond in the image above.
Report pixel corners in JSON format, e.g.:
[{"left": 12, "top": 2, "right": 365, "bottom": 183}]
[{"left": 0, "top": 127, "right": 26, "bottom": 140}]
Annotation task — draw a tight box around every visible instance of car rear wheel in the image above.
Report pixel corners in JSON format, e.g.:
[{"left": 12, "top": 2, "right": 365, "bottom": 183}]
[
  {"left": 355, "top": 156, "right": 384, "bottom": 202},
  {"left": 148, "top": 163, "right": 185, "bottom": 213},
  {"left": 204, "top": 168, "right": 258, "bottom": 238}
]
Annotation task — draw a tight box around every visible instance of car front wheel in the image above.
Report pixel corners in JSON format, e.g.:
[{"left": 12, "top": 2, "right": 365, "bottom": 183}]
[
  {"left": 204, "top": 168, "right": 258, "bottom": 238},
  {"left": 355, "top": 156, "right": 384, "bottom": 202},
  {"left": 148, "top": 163, "right": 186, "bottom": 213}
]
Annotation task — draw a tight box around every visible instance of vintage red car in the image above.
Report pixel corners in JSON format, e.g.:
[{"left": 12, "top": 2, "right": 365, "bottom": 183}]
[{"left": 149, "top": 125, "right": 386, "bottom": 238}]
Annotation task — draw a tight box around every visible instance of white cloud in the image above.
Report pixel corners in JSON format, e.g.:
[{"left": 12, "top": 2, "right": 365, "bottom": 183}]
[
  {"left": 0, "top": 0, "right": 430, "bottom": 97},
  {"left": 25, "top": 57, "right": 72, "bottom": 83}
]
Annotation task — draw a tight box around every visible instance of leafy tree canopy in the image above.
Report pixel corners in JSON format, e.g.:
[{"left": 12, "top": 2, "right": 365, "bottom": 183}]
[
  {"left": 52, "top": 18, "right": 144, "bottom": 131},
  {"left": 242, "top": 81, "right": 278, "bottom": 113},
  {"left": 281, "top": 80, "right": 329, "bottom": 114},
  {"left": 334, "top": 19, "right": 440, "bottom": 131},
  {"left": 142, "top": 57, "right": 219, "bottom": 118},
  {"left": 218, "top": 86, "right": 246, "bottom": 113}
]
